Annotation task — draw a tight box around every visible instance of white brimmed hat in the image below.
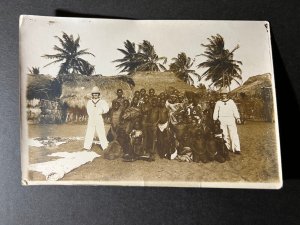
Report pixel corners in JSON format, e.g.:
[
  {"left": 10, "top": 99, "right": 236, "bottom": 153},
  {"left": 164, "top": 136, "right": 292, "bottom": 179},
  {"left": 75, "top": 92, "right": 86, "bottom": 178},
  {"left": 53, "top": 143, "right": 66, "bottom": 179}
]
[
  {"left": 91, "top": 86, "right": 100, "bottom": 94},
  {"left": 219, "top": 87, "right": 229, "bottom": 94}
]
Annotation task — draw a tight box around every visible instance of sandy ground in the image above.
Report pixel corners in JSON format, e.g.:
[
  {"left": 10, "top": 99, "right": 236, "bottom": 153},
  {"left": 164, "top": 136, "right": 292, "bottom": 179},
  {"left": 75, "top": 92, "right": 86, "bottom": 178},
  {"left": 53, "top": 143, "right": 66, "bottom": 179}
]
[{"left": 27, "top": 122, "right": 280, "bottom": 184}]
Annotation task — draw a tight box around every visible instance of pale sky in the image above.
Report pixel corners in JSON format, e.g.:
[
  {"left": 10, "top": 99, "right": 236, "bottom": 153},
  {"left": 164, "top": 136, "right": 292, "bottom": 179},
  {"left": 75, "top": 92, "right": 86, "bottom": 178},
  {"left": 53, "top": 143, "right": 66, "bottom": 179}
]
[{"left": 20, "top": 16, "right": 273, "bottom": 89}]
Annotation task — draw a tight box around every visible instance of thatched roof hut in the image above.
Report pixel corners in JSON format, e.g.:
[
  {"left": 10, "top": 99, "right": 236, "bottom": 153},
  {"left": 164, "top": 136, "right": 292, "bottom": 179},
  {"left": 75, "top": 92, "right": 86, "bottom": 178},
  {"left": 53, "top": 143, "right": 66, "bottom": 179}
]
[
  {"left": 231, "top": 73, "right": 272, "bottom": 98},
  {"left": 60, "top": 72, "right": 199, "bottom": 109},
  {"left": 60, "top": 74, "right": 134, "bottom": 108},
  {"left": 131, "top": 71, "right": 199, "bottom": 93},
  {"left": 27, "top": 74, "right": 61, "bottom": 100}
]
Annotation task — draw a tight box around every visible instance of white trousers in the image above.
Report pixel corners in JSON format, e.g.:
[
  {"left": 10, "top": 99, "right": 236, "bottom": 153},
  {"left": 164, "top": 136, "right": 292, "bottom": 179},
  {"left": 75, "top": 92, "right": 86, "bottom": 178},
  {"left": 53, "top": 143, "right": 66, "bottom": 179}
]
[
  {"left": 220, "top": 123, "right": 240, "bottom": 152},
  {"left": 84, "top": 117, "right": 108, "bottom": 150}
]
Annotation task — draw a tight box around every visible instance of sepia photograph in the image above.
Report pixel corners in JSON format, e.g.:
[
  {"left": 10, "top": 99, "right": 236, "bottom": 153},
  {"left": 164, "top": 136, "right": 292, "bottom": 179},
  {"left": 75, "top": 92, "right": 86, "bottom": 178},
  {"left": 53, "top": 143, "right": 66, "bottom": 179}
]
[{"left": 20, "top": 15, "right": 282, "bottom": 188}]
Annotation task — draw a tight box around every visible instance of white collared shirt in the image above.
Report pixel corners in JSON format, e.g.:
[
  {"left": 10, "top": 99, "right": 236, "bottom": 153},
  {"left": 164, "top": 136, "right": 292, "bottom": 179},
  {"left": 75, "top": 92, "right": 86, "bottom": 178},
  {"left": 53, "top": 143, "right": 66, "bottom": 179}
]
[
  {"left": 86, "top": 98, "right": 109, "bottom": 118},
  {"left": 213, "top": 99, "right": 240, "bottom": 125}
]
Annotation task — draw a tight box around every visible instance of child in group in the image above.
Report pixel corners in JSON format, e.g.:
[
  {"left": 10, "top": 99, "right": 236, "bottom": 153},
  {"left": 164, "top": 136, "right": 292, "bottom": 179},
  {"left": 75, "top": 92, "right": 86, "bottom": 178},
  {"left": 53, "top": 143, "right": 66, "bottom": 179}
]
[
  {"left": 171, "top": 114, "right": 186, "bottom": 144},
  {"left": 212, "top": 120, "right": 230, "bottom": 162},
  {"left": 204, "top": 120, "right": 229, "bottom": 163},
  {"left": 128, "top": 120, "right": 145, "bottom": 160}
]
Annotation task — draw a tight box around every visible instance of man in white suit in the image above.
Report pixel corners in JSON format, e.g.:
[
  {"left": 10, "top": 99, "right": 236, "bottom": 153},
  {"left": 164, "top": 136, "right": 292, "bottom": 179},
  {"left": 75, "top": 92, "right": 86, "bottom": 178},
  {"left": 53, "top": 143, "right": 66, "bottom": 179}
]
[
  {"left": 213, "top": 87, "right": 241, "bottom": 154},
  {"left": 83, "top": 86, "right": 110, "bottom": 151}
]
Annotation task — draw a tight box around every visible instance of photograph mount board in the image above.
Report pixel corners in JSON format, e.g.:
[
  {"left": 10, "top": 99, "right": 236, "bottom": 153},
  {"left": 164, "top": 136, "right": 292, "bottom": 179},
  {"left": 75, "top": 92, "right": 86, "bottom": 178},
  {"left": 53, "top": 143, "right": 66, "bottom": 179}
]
[{"left": 20, "top": 15, "right": 282, "bottom": 188}]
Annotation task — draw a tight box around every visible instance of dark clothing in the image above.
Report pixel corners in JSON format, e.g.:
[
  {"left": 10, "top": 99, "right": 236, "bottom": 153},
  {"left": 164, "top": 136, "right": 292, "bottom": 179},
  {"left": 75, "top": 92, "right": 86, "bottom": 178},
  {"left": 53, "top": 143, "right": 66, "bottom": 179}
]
[
  {"left": 157, "top": 126, "right": 176, "bottom": 159},
  {"left": 143, "top": 123, "right": 157, "bottom": 154}
]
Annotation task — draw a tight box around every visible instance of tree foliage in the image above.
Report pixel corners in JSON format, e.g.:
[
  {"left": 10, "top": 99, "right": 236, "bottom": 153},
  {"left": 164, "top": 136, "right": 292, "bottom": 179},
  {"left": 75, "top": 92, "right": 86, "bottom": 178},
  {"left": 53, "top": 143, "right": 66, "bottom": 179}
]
[
  {"left": 42, "top": 32, "right": 95, "bottom": 76},
  {"left": 27, "top": 76, "right": 61, "bottom": 100},
  {"left": 197, "top": 34, "right": 242, "bottom": 89},
  {"left": 28, "top": 67, "right": 40, "bottom": 75},
  {"left": 169, "top": 52, "right": 201, "bottom": 86},
  {"left": 113, "top": 40, "right": 167, "bottom": 75}
]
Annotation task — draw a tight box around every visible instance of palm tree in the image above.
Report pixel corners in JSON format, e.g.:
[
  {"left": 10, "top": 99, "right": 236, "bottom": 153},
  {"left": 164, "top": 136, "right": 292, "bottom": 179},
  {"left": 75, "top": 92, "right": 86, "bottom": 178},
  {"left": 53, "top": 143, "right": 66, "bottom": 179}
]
[
  {"left": 169, "top": 52, "right": 201, "bottom": 86},
  {"left": 28, "top": 67, "right": 40, "bottom": 75},
  {"left": 197, "top": 34, "right": 242, "bottom": 90},
  {"left": 113, "top": 40, "right": 141, "bottom": 75},
  {"left": 77, "top": 60, "right": 95, "bottom": 75},
  {"left": 136, "top": 40, "right": 167, "bottom": 72},
  {"left": 42, "top": 32, "right": 95, "bottom": 76},
  {"left": 113, "top": 40, "right": 167, "bottom": 74}
]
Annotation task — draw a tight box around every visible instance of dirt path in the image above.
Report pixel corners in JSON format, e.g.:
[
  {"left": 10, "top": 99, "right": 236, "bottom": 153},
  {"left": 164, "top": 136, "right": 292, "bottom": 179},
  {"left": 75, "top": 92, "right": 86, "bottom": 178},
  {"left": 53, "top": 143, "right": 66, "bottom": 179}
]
[{"left": 27, "top": 122, "right": 280, "bottom": 184}]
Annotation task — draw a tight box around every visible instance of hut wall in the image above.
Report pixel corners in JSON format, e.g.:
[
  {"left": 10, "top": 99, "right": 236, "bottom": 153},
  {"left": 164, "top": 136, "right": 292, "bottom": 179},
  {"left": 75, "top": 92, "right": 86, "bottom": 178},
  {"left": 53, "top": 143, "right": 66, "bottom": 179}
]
[{"left": 27, "top": 99, "right": 66, "bottom": 124}]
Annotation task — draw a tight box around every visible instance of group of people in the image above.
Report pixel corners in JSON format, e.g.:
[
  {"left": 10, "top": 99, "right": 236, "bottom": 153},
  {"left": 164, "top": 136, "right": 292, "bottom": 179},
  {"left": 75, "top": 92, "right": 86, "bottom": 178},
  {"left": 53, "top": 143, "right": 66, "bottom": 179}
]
[{"left": 83, "top": 86, "right": 241, "bottom": 163}]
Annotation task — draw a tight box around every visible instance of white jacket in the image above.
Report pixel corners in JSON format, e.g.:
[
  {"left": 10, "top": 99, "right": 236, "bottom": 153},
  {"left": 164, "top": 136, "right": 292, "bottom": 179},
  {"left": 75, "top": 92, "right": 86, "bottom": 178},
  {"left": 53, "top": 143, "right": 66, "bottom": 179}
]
[
  {"left": 86, "top": 99, "right": 109, "bottom": 121},
  {"left": 213, "top": 99, "right": 240, "bottom": 125}
]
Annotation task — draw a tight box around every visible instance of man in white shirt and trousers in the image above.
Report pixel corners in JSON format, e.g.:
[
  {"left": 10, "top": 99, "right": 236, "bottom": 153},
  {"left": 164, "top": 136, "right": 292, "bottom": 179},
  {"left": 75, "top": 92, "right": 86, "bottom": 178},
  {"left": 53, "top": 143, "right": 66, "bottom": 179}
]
[
  {"left": 83, "top": 86, "right": 110, "bottom": 151},
  {"left": 213, "top": 87, "right": 241, "bottom": 154}
]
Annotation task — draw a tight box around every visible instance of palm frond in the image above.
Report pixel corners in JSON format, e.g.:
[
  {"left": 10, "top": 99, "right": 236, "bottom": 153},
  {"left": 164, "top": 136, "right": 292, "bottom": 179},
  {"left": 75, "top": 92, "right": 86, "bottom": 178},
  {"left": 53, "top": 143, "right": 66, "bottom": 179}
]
[
  {"left": 77, "top": 49, "right": 95, "bottom": 57},
  {"left": 43, "top": 32, "right": 95, "bottom": 76},
  {"left": 43, "top": 58, "right": 64, "bottom": 68},
  {"left": 197, "top": 34, "right": 243, "bottom": 88}
]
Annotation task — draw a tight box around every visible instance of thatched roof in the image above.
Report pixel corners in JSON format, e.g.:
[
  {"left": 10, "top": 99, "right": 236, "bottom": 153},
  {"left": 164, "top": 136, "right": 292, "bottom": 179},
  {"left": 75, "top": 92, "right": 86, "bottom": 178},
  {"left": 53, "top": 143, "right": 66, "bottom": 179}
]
[
  {"left": 60, "top": 74, "right": 134, "bottom": 108},
  {"left": 60, "top": 72, "right": 198, "bottom": 108},
  {"left": 27, "top": 74, "right": 61, "bottom": 100},
  {"left": 231, "top": 73, "right": 272, "bottom": 97},
  {"left": 131, "top": 71, "right": 199, "bottom": 93}
]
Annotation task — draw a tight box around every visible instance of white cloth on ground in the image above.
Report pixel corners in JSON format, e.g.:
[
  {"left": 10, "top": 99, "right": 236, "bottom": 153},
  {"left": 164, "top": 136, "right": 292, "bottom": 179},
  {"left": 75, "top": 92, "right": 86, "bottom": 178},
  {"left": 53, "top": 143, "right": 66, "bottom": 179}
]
[
  {"left": 29, "top": 151, "right": 100, "bottom": 181},
  {"left": 29, "top": 137, "right": 84, "bottom": 148}
]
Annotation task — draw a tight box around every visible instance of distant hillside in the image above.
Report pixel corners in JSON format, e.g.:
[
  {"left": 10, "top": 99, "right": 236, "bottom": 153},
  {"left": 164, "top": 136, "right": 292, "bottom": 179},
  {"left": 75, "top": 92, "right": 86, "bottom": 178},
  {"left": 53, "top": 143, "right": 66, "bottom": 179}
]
[{"left": 232, "top": 73, "right": 272, "bottom": 97}]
